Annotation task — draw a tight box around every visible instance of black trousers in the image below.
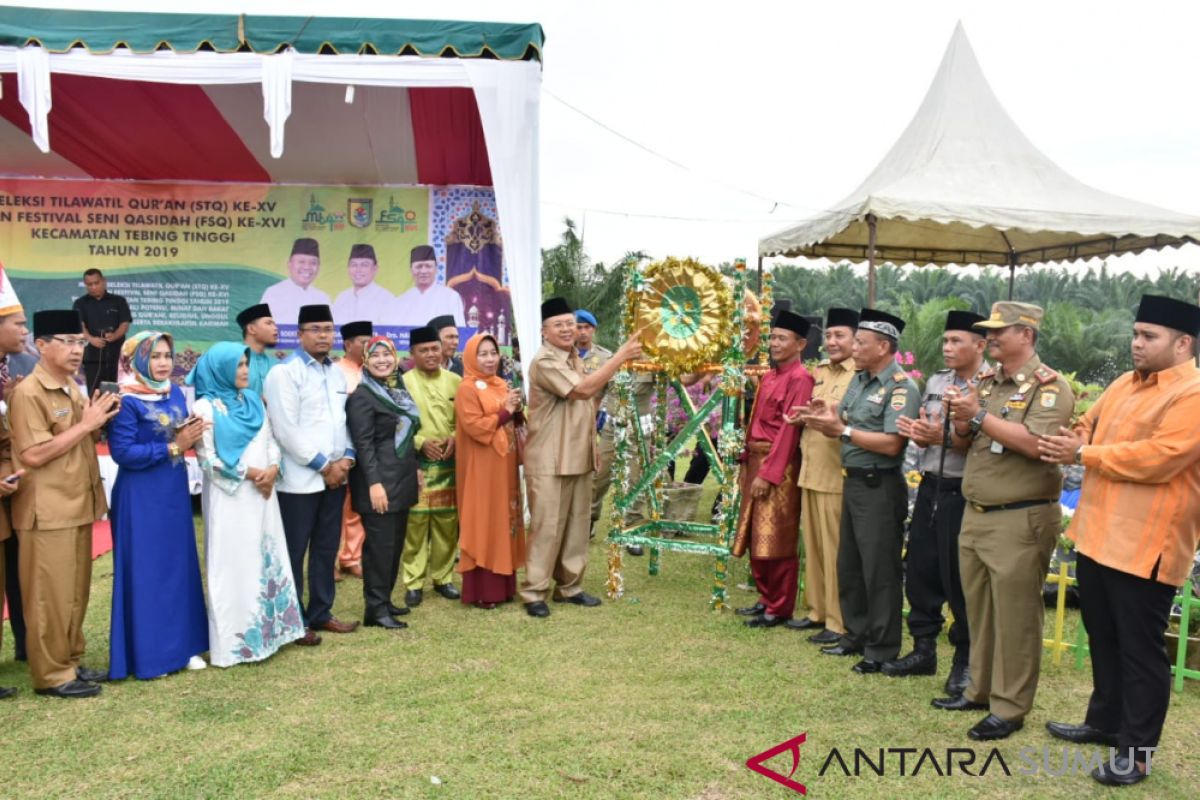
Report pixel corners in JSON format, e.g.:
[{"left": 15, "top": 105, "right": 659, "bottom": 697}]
[
  {"left": 838, "top": 473, "right": 907, "bottom": 661},
  {"left": 4, "top": 535, "right": 25, "bottom": 660},
  {"left": 1077, "top": 552, "right": 1177, "bottom": 752},
  {"left": 361, "top": 510, "right": 408, "bottom": 618},
  {"left": 904, "top": 474, "right": 970, "bottom": 662},
  {"left": 277, "top": 487, "right": 346, "bottom": 628}
]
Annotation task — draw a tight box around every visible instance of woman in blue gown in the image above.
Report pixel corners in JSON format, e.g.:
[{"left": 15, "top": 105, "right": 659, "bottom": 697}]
[{"left": 107, "top": 331, "right": 210, "bottom": 680}]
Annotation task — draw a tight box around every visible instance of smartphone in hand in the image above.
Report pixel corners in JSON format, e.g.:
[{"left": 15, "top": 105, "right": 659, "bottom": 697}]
[{"left": 98, "top": 381, "right": 120, "bottom": 396}]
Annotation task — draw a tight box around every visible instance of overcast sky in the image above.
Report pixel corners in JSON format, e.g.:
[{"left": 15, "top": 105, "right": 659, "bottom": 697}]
[{"left": 19, "top": 0, "right": 1200, "bottom": 275}]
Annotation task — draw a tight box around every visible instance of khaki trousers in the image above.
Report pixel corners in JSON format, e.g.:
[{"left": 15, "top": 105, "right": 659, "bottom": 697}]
[
  {"left": 590, "top": 434, "right": 615, "bottom": 522},
  {"left": 959, "top": 503, "right": 1059, "bottom": 721},
  {"left": 800, "top": 488, "right": 845, "bottom": 634},
  {"left": 521, "top": 474, "right": 591, "bottom": 603},
  {"left": 18, "top": 525, "right": 92, "bottom": 690},
  {"left": 402, "top": 510, "right": 459, "bottom": 590}
]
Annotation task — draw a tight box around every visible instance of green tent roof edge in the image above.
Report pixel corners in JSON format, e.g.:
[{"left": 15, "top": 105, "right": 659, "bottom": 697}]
[{"left": 0, "top": 5, "right": 544, "bottom": 61}]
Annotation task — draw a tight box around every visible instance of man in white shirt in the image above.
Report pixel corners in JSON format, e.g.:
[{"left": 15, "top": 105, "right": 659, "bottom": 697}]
[
  {"left": 263, "top": 304, "right": 358, "bottom": 645},
  {"left": 332, "top": 244, "right": 396, "bottom": 327},
  {"left": 261, "top": 238, "right": 331, "bottom": 327},
  {"left": 391, "top": 245, "right": 465, "bottom": 328}
]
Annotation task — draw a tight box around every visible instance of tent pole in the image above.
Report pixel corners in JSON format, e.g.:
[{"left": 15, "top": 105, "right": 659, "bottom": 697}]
[
  {"left": 757, "top": 255, "right": 764, "bottom": 295},
  {"left": 866, "top": 213, "right": 877, "bottom": 308},
  {"left": 1007, "top": 253, "right": 1017, "bottom": 300}
]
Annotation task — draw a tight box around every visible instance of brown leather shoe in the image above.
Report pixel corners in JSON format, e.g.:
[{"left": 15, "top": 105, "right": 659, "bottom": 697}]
[
  {"left": 294, "top": 628, "right": 323, "bottom": 647},
  {"left": 317, "top": 617, "right": 360, "bottom": 634}
]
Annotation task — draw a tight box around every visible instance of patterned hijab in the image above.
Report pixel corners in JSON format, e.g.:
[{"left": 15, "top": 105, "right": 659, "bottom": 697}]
[
  {"left": 358, "top": 335, "right": 421, "bottom": 458},
  {"left": 186, "top": 342, "right": 264, "bottom": 474},
  {"left": 463, "top": 333, "right": 511, "bottom": 457},
  {"left": 119, "top": 331, "right": 174, "bottom": 399}
]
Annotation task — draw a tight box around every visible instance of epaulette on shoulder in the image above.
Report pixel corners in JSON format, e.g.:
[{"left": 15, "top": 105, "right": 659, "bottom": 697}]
[
  {"left": 892, "top": 372, "right": 907, "bottom": 382},
  {"left": 1033, "top": 364, "right": 1058, "bottom": 384},
  {"left": 817, "top": 358, "right": 831, "bottom": 366},
  {"left": 977, "top": 368, "right": 996, "bottom": 381}
]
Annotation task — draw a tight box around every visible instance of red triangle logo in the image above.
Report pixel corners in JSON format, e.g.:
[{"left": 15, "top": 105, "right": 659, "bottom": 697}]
[{"left": 746, "top": 732, "right": 807, "bottom": 794}]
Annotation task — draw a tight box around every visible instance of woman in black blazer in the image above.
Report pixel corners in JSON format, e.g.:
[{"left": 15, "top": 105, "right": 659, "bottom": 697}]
[{"left": 347, "top": 336, "right": 422, "bottom": 629}]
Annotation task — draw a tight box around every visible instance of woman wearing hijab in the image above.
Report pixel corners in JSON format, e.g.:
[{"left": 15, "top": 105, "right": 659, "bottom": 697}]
[
  {"left": 454, "top": 333, "right": 526, "bottom": 608},
  {"left": 107, "top": 331, "right": 210, "bottom": 680},
  {"left": 347, "top": 336, "right": 421, "bottom": 629},
  {"left": 190, "top": 342, "right": 305, "bottom": 666}
]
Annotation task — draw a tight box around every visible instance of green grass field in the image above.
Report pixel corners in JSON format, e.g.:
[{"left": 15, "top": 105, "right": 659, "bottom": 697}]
[{"left": 3, "top": 478, "right": 1197, "bottom": 799}]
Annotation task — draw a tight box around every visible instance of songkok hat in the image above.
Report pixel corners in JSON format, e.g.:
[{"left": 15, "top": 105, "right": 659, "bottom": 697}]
[
  {"left": 858, "top": 308, "right": 905, "bottom": 340},
  {"left": 297, "top": 304, "right": 333, "bottom": 325},
  {"left": 348, "top": 243, "right": 377, "bottom": 262},
  {"left": 825, "top": 307, "right": 859, "bottom": 330},
  {"left": 575, "top": 309, "right": 598, "bottom": 327},
  {"left": 772, "top": 309, "right": 811, "bottom": 338},
  {"left": 541, "top": 297, "right": 573, "bottom": 321},
  {"left": 235, "top": 303, "right": 272, "bottom": 328},
  {"left": 291, "top": 237, "right": 320, "bottom": 258},
  {"left": 410, "top": 245, "right": 436, "bottom": 264},
  {"left": 340, "top": 321, "right": 373, "bottom": 341},
  {"left": 945, "top": 310, "right": 987, "bottom": 334},
  {"left": 0, "top": 264, "right": 23, "bottom": 316},
  {"left": 33, "top": 309, "right": 82, "bottom": 338},
  {"left": 428, "top": 315, "right": 457, "bottom": 332},
  {"left": 973, "top": 301, "right": 1044, "bottom": 331},
  {"left": 409, "top": 326, "right": 440, "bottom": 346},
  {"left": 1135, "top": 294, "right": 1200, "bottom": 337}
]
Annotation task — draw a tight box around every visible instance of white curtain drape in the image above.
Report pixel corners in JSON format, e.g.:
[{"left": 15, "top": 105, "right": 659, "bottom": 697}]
[{"left": 0, "top": 45, "right": 542, "bottom": 380}]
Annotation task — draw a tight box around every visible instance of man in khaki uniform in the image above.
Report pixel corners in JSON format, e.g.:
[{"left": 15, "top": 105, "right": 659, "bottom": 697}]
[
  {"left": 786, "top": 307, "right": 858, "bottom": 644},
  {"left": 520, "top": 297, "right": 641, "bottom": 618},
  {"left": 11, "top": 310, "right": 118, "bottom": 698},
  {"left": 935, "top": 302, "right": 1074, "bottom": 741}
]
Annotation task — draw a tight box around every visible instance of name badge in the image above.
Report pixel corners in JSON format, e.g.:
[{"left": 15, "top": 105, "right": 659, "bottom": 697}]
[
  {"left": 53, "top": 407, "right": 71, "bottom": 418},
  {"left": 868, "top": 391, "right": 885, "bottom": 405},
  {"left": 989, "top": 440, "right": 1004, "bottom": 455}
]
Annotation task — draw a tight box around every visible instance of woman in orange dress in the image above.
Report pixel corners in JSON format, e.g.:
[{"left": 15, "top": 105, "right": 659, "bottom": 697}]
[{"left": 454, "top": 333, "right": 526, "bottom": 608}]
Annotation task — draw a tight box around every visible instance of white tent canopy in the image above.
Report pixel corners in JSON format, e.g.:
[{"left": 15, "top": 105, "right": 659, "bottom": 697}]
[{"left": 759, "top": 22, "right": 1200, "bottom": 272}]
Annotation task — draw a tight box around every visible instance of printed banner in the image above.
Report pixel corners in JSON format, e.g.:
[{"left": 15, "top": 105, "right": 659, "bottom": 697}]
[{"left": 0, "top": 178, "right": 513, "bottom": 355}]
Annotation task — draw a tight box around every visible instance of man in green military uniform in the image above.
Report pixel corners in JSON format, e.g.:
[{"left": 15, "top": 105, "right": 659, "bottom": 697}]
[
  {"left": 800, "top": 308, "right": 919, "bottom": 675},
  {"left": 934, "top": 301, "right": 1074, "bottom": 742}
]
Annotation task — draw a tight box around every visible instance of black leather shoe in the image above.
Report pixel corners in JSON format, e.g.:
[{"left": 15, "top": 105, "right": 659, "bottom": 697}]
[
  {"left": 388, "top": 604, "right": 411, "bottom": 617},
  {"left": 809, "top": 629, "right": 841, "bottom": 645},
  {"left": 852, "top": 659, "right": 884, "bottom": 674},
  {"left": 524, "top": 601, "right": 551, "bottom": 618},
  {"left": 364, "top": 615, "right": 408, "bottom": 630},
  {"left": 76, "top": 666, "right": 108, "bottom": 683},
  {"left": 1092, "top": 755, "right": 1147, "bottom": 786},
  {"left": 555, "top": 592, "right": 601, "bottom": 607},
  {"left": 944, "top": 663, "right": 970, "bottom": 696},
  {"left": 881, "top": 647, "right": 937, "bottom": 677},
  {"left": 405, "top": 589, "right": 423, "bottom": 607},
  {"left": 1045, "top": 721, "right": 1119, "bottom": 747},
  {"left": 820, "top": 644, "right": 863, "bottom": 657},
  {"left": 968, "top": 713, "right": 1023, "bottom": 741},
  {"left": 625, "top": 545, "right": 644, "bottom": 556},
  {"left": 434, "top": 583, "right": 461, "bottom": 600},
  {"left": 931, "top": 694, "right": 988, "bottom": 711},
  {"left": 785, "top": 617, "right": 824, "bottom": 631},
  {"left": 0, "top": 686, "right": 16, "bottom": 699},
  {"left": 35, "top": 679, "right": 101, "bottom": 699},
  {"left": 735, "top": 602, "right": 766, "bottom": 617},
  {"left": 745, "top": 614, "right": 789, "bottom": 628}
]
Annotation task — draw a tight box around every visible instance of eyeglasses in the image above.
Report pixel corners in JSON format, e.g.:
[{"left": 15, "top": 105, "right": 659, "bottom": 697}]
[
  {"left": 300, "top": 325, "right": 335, "bottom": 335},
  {"left": 50, "top": 337, "right": 88, "bottom": 349}
]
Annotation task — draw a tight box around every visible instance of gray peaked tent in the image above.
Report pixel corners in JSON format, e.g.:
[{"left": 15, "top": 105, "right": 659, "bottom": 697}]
[{"left": 758, "top": 22, "right": 1200, "bottom": 305}]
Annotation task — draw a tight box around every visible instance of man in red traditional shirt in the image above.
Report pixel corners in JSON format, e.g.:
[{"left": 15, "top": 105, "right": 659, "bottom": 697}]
[{"left": 732, "top": 310, "right": 814, "bottom": 628}]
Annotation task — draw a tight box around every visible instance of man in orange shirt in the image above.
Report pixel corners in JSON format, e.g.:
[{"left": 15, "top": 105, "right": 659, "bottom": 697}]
[{"left": 1038, "top": 294, "right": 1200, "bottom": 788}]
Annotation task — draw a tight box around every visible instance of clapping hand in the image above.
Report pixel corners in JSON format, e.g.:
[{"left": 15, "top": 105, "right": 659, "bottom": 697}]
[
  {"left": 898, "top": 408, "right": 943, "bottom": 447},
  {"left": 1037, "top": 426, "right": 1085, "bottom": 464},
  {"left": 799, "top": 399, "right": 844, "bottom": 438}
]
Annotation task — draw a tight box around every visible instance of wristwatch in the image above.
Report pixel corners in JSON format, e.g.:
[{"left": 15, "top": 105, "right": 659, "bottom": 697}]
[
  {"left": 1073, "top": 446, "right": 1084, "bottom": 465},
  {"left": 968, "top": 409, "right": 987, "bottom": 434},
  {"left": 839, "top": 425, "right": 854, "bottom": 444}
]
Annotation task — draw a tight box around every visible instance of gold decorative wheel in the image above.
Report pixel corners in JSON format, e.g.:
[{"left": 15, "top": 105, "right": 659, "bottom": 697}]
[{"left": 631, "top": 257, "right": 733, "bottom": 377}]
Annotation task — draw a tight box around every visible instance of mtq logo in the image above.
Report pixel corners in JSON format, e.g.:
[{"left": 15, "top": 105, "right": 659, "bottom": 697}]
[{"left": 746, "top": 733, "right": 1156, "bottom": 794}]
